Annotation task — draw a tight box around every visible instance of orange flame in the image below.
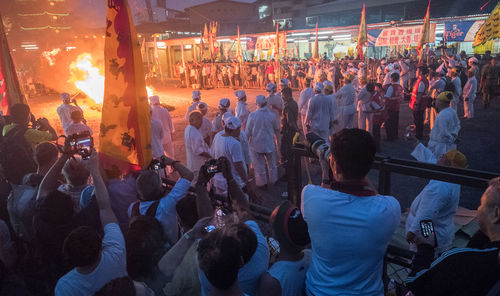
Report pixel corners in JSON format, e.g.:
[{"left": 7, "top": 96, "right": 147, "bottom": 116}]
[{"left": 68, "top": 53, "right": 105, "bottom": 104}]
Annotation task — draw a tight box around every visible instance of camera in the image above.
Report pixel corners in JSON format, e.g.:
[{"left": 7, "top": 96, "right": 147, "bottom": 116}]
[
  {"left": 205, "top": 159, "right": 222, "bottom": 174},
  {"left": 306, "top": 132, "right": 331, "bottom": 161},
  {"left": 67, "top": 131, "right": 94, "bottom": 160},
  {"left": 149, "top": 158, "right": 167, "bottom": 171}
]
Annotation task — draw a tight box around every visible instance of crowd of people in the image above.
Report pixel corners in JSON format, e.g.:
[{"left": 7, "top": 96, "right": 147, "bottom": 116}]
[{"left": 0, "top": 47, "right": 499, "bottom": 296}]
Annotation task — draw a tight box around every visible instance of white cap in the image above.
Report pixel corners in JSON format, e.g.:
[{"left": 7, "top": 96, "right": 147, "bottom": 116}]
[
  {"left": 266, "top": 82, "right": 277, "bottom": 92},
  {"left": 61, "top": 92, "right": 70, "bottom": 101},
  {"left": 235, "top": 90, "right": 246, "bottom": 99},
  {"left": 149, "top": 95, "right": 160, "bottom": 105},
  {"left": 256, "top": 95, "right": 267, "bottom": 107},
  {"left": 223, "top": 116, "right": 241, "bottom": 130},
  {"left": 192, "top": 90, "right": 201, "bottom": 100},
  {"left": 280, "top": 78, "right": 289, "bottom": 86},
  {"left": 219, "top": 98, "right": 230, "bottom": 109},
  {"left": 314, "top": 82, "right": 324, "bottom": 92}
]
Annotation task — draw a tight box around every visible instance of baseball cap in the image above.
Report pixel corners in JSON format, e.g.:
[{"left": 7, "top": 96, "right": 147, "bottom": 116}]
[
  {"left": 219, "top": 98, "right": 230, "bottom": 109},
  {"left": 235, "top": 90, "right": 246, "bottom": 99}
]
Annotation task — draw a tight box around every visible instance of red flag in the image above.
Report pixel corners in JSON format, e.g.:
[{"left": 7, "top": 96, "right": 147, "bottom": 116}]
[
  {"left": 0, "top": 14, "right": 27, "bottom": 115},
  {"left": 100, "top": 0, "right": 152, "bottom": 172}
]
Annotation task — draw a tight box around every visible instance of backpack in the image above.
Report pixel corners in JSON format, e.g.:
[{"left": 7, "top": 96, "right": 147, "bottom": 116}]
[
  {"left": 7, "top": 183, "right": 37, "bottom": 243},
  {"left": 0, "top": 126, "right": 36, "bottom": 185}
]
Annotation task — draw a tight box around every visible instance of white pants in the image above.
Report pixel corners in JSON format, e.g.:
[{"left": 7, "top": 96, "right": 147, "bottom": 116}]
[
  {"left": 358, "top": 112, "right": 373, "bottom": 134},
  {"left": 251, "top": 149, "right": 277, "bottom": 187},
  {"left": 464, "top": 98, "right": 474, "bottom": 119},
  {"left": 340, "top": 113, "right": 355, "bottom": 130}
]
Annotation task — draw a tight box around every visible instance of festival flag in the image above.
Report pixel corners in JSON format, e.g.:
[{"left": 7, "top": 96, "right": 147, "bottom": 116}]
[
  {"left": 101, "top": 0, "right": 152, "bottom": 171},
  {"left": 236, "top": 25, "right": 243, "bottom": 63},
  {"left": 200, "top": 30, "right": 204, "bottom": 60},
  {"left": 203, "top": 23, "right": 209, "bottom": 41},
  {"left": 417, "top": 0, "right": 432, "bottom": 63},
  {"left": 356, "top": 3, "right": 367, "bottom": 61},
  {"left": 0, "top": 14, "right": 27, "bottom": 115},
  {"left": 312, "top": 22, "right": 319, "bottom": 60},
  {"left": 473, "top": 1, "right": 500, "bottom": 47},
  {"left": 274, "top": 23, "right": 280, "bottom": 60}
]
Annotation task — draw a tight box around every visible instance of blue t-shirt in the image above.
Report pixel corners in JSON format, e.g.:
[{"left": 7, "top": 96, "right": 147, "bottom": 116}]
[{"left": 301, "top": 185, "right": 401, "bottom": 296}]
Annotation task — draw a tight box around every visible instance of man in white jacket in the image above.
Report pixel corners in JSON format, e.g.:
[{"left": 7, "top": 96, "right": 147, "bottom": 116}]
[
  {"left": 298, "top": 78, "right": 314, "bottom": 135},
  {"left": 428, "top": 92, "right": 461, "bottom": 159},
  {"left": 449, "top": 68, "right": 462, "bottom": 111},
  {"left": 305, "top": 82, "right": 335, "bottom": 142},
  {"left": 406, "top": 145, "right": 468, "bottom": 255},
  {"left": 246, "top": 95, "right": 279, "bottom": 189},
  {"left": 184, "top": 111, "right": 211, "bottom": 182},
  {"left": 334, "top": 73, "right": 357, "bottom": 130}
]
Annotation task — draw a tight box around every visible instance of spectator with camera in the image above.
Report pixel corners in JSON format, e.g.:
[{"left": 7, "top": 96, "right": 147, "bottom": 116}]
[
  {"left": 407, "top": 177, "right": 500, "bottom": 296},
  {"left": 301, "top": 129, "right": 400, "bottom": 296},
  {"left": 196, "top": 156, "right": 269, "bottom": 296},
  {"left": 128, "top": 156, "right": 193, "bottom": 248},
  {"left": 1, "top": 103, "right": 57, "bottom": 185},
  {"left": 54, "top": 151, "right": 127, "bottom": 296},
  {"left": 57, "top": 93, "right": 83, "bottom": 135},
  {"left": 257, "top": 200, "right": 311, "bottom": 296}
]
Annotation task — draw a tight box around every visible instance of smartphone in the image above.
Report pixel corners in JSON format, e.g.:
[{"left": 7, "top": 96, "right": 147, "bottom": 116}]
[
  {"left": 419, "top": 220, "right": 434, "bottom": 238},
  {"left": 204, "top": 225, "right": 216, "bottom": 233}
]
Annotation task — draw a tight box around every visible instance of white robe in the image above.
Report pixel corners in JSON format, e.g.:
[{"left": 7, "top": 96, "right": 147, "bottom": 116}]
[
  {"left": 150, "top": 118, "right": 164, "bottom": 158},
  {"left": 428, "top": 107, "right": 460, "bottom": 159},
  {"left": 334, "top": 83, "right": 357, "bottom": 130},
  {"left": 245, "top": 107, "right": 279, "bottom": 187},
  {"left": 462, "top": 77, "right": 477, "bottom": 119},
  {"left": 305, "top": 93, "right": 335, "bottom": 141},
  {"left": 408, "top": 143, "right": 460, "bottom": 254},
  {"left": 450, "top": 77, "right": 462, "bottom": 111},
  {"left": 57, "top": 104, "right": 83, "bottom": 135},
  {"left": 209, "top": 133, "right": 246, "bottom": 195},
  {"left": 151, "top": 104, "right": 175, "bottom": 158},
  {"left": 235, "top": 101, "right": 250, "bottom": 131},
  {"left": 184, "top": 125, "right": 210, "bottom": 178}
]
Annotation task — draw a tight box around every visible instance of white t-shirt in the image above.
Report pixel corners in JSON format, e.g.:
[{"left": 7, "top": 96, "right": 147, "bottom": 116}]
[
  {"left": 65, "top": 122, "right": 93, "bottom": 137},
  {"left": 57, "top": 104, "right": 83, "bottom": 134},
  {"left": 245, "top": 108, "right": 279, "bottom": 154},
  {"left": 301, "top": 185, "right": 400, "bottom": 296},
  {"left": 54, "top": 223, "right": 127, "bottom": 296},
  {"left": 268, "top": 249, "right": 312, "bottom": 296},
  {"left": 184, "top": 125, "right": 210, "bottom": 173},
  {"left": 198, "top": 220, "right": 270, "bottom": 296}
]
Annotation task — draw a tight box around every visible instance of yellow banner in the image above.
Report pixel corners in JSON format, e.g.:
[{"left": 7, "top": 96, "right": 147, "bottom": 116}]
[
  {"left": 473, "top": 1, "right": 500, "bottom": 47},
  {"left": 100, "top": 0, "right": 152, "bottom": 171}
]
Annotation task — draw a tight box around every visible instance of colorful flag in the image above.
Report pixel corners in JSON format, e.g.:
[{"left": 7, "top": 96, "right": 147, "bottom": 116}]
[
  {"left": 356, "top": 3, "right": 367, "bottom": 61},
  {"left": 203, "top": 23, "right": 209, "bottom": 41},
  {"left": 100, "top": 0, "right": 152, "bottom": 172},
  {"left": 274, "top": 23, "right": 280, "bottom": 60},
  {"left": 200, "top": 30, "right": 204, "bottom": 60},
  {"left": 312, "top": 22, "right": 319, "bottom": 60},
  {"left": 417, "top": 0, "right": 431, "bottom": 63},
  {"left": 237, "top": 25, "right": 243, "bottom": 63},
  {"left": 473, "top": 1, "right": 500, "bottom": 47},
  {"left": 0, "top": 14, "right": 27, "bottom": 115}
]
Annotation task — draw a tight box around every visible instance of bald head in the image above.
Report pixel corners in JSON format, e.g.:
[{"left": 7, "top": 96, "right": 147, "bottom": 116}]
[
  {"left": 477, "top": 177, "right": 500, "bottom": 241},
  {"left": 189, "top": 110, "right": 203, "bottom": 129}
]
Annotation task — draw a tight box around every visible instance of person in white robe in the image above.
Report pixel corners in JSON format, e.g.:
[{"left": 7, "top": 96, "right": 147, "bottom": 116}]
[
  {"left": 428, "top": 92, "right": 461, "bottom": 159},
  {"left": 150, "top": 95, "right": 175, "bottom": 158},
  {"left": 246, "top": 95, "right": 279, "bottom": 189},
  {"left": 185, "top": 90, "right": 202, "bottom": 121},
  {"left": 462, "top": 70, "right": 477, "bottom": 119},
  {"left": 196, "top": 102, "right": 212, "bottom": 146},
  {"left": 406, "top": 144, "right": 468, "bottom": 255},
  {"left": 184, "top": 111, "right": 211, "bottom": 183},
  {"left": 449, "top": 68, "right": 462, "bottom": 111},
  {"left": 212, "top": 98, "right": 232, "bottom": 136},
  {"left": 150, "top": 116, "right": 164, "bottom": 159},
  {"left": 323, "top": 81, "right": 338, "bottom": 135},
  {"left": 57, "top": 92, "right": 83, "bottom": 135},
  {"left": 304, "top": 83, "right": 335, "bottom": 142},
  {"left": 235, "top": 90, "right": 250, "bottom": 132},
  {"left": 357, "top": 83, "right": 374, "bottom": 134},
  {"left": 334, "top": 73, "right": 357, "bottom": 130},
  {"left": 298, "top": 78, "right": 314, "bottom": 136},
  {"left": 210, "top": 116, "right": 248, "bottom": 195}
]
